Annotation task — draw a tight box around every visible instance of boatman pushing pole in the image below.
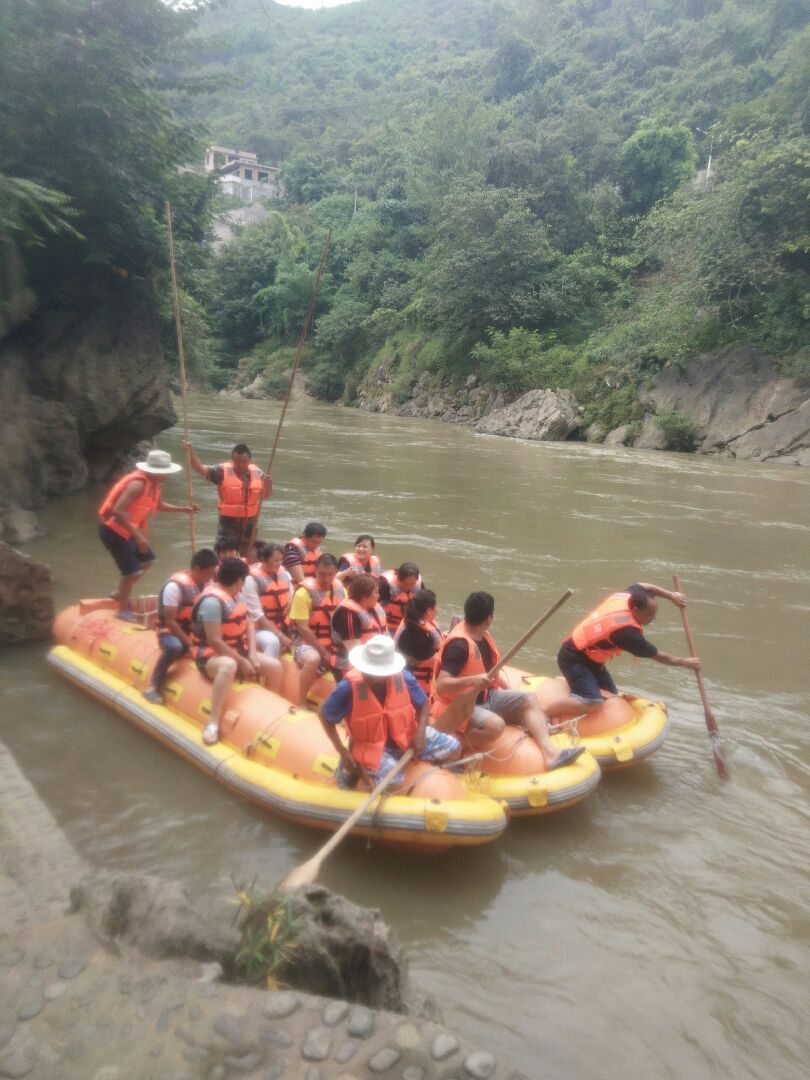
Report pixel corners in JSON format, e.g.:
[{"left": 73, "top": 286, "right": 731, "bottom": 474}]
[{"left": 183, "top": 441, "right": 271, "bottom": 559}]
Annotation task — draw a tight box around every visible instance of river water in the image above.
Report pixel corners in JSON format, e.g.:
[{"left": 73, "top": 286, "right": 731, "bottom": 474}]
[{"left": 2, "top": 394, "right": 809, "bottom": 1079}]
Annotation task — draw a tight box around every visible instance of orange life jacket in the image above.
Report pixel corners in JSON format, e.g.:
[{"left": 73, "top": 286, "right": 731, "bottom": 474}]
[
  {"left": 287, "top": 538, "right": 322, "bottom": 579},
  {"left": 333, "top": 598, "right": 387, "bottom": 646},
  {"left": 98, "top": 470, "right": 160, "bottom": 540},
  {"left": 217, "top": 463, "right": 263, "bottom": 519},
  {"left": 395, "top": 618, "right": 444, "bottom": 693},
  {"left": 381, "top": 569, "right": 423, "bottom": 633},
  {"left": 344, "top": 668, "right": 417, "bottom": 770},
  {"left": 570, "top": 592, "right": 644, "bottom": 664},
  {"left": 299, "top": 576, "right": 345, "bottom": 663},
  {"left": 430, "top": 622, "right": 500, "bottom": 732},
  {"left": 339, "top": 551, "right": 381, "bottom": 577},
  {"left": 157, "top": 570, "right": 200, "bottom": 638},
  {"left": 249, "top": 562, "right": 292, "bottom": 632},
  {"left": 190, "top": 583, "right": 248, "bottom": 662}
]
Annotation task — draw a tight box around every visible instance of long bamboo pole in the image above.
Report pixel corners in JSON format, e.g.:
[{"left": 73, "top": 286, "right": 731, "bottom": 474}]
[
  {"left": 672, "top": 574, "right": 729, "bottom": 780},
  {"left": 247, "top": 228, "right": 332, "bottom": 552},
  {"left": 165, "top": 201, "right": 196, "bottom": 552}
]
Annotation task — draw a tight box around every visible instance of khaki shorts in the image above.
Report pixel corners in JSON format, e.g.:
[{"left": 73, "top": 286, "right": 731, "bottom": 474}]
[{"left": 469, "top": 689, "right": 529, "bottom": 730}]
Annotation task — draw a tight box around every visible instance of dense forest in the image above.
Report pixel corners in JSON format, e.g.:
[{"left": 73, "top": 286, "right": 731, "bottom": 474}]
[{"left": 2, "top": 0, "right": 809, "bottom": 438}]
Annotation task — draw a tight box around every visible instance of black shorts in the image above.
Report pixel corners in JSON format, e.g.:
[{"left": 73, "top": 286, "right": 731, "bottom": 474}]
[
  {"left": 215, "top": 515, "right": 257, "bottom": 552},
  {"left": 557, "top": 643, "right": 617, "bottom": 704},
  {"left": 99, "top": 524, "right": 155, "bottom": 577}
]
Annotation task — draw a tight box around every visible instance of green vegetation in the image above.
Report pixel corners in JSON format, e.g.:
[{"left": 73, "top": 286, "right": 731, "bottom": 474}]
[{"left": 230, "top": 886, "right": 305, "bottom": 989}]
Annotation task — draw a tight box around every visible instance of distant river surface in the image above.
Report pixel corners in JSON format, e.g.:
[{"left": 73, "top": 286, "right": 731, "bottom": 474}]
[{"left": 3, "top": 394, "right": 809, "bottom": 1079}]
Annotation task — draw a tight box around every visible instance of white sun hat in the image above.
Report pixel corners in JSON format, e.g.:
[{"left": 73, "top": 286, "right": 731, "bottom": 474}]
[
  {"left": 136, "top": 449, "right": 183, "bottom": 475},
  {"left": 349, "top": 634, "right": 406, "bottom": 678}
]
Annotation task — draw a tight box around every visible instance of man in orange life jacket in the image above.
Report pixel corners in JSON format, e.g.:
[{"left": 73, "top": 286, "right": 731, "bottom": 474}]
[
  {"left": 319, "top": 635, "right": 460, "bottom": 788},
  {"left": 242, "top": 542, "right": 294, "bottom": 658},
  {"left": 190, "top": 557, "right": 283, "bottom": 745},
  {"left": 432, "top": 591, "right": 584, "bottom": 770},
  {"left": 379, "top": 562, "right": 423, "bottom": 633},
  {"left": 143, "top": 548, "right": 218, "bottom": 705},
  {"left": 548, "top": 583, "right": 700, "bottom": 721},
  {"left": 98, "top": 449, "right": 197, "bottom": 621},
  {"left": 331, "top": 573, "right": 388, "bottom": 676},
  {"left": 283, "top": 522, "right": 327, "bottom": 585},
  {"left": 184, "top": 441, "right": 270, "bottom": 557},
  {"left": 289, "top": 552, "right": 345, "bottom": 705}
]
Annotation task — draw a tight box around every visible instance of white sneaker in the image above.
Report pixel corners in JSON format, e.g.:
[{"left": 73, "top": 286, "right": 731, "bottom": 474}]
[{"left": 202, "top": 723, "right": 220, "bottom": 746}]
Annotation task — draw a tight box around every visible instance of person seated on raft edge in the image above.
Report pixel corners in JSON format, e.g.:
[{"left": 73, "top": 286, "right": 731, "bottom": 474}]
[
  {"left": 98, "top": 448, "right": 198, "bottom": 621},
  {"left": 394, "top": 588, "right": 445, "bottom": 695},
  {"left": 190, "top": 556, "right": 283, "bottom": 746},
  {"left": 337, "top": 534, "right": 381, "bottom": 583},
  {"left": 379, "top": 562, "right": 424, "bottom": 634},
  {"left": 331, "top": 573, "right": 389, "bottom": 677},
  {"left": 548, "top": 583, "right": 701, "bottom": 722},
  {"left": 183, "top": 440, "right": 270, "bottom": 559},
  {"left": 431, "top": 591, "right": 585, "bottom": 771},
  {"left": 143, "top": 548, "right": 218, "bottom": 705},
  {"left": 284, "top": 521, "right": 327, "bottom": 586},
  {"left": 318, "top": 635, "right": 461, "bottom": 790},
  {"left": 289, "top": 552, "right": 346, "bottom": 706},
  {"left": 241, "top": 541, "right": 295, "bottom": 659}
]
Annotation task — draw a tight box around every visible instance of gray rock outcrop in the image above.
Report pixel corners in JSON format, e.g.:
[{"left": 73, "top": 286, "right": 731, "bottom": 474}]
[
  {"left": 0, "top": 542, "right": 54, "bottom": 644},
  {"left": 640, "top": 346, "right": 810, "bottom": 463},
  {"left": 475, "top": 388, "right": 580, "bottom": 441},
  {"left": 632, "top": 417, "right": 668, "bottom": 450},
  {"left": 0, "top": 256, "right": 176, "bottom": 543}
]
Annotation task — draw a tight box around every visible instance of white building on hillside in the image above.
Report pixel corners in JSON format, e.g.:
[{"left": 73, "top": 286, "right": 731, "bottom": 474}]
[{"left": 204, "top": 146, "right": 281, "bottom": 200}]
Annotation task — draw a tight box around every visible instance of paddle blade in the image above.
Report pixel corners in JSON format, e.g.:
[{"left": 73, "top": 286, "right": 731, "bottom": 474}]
[{"left": 279, "top": 857, "right": 320, "bottom": 892}]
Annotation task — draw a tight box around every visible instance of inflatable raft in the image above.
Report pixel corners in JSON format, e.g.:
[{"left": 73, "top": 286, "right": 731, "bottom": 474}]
[
  {"left": 503, "top": 667, "right": 669, "bottom": 769},
  {"left": 49, "top": 601, "right": 507, "bottom": 851}
]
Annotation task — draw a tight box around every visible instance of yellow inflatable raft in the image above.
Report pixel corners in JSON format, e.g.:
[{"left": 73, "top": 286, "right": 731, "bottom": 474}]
[
  {"left": 49, "top": 601, "right": 507, "bottom": 851},
  {"left": 503, "top": 667, "right": 669, "bottom": 769}
]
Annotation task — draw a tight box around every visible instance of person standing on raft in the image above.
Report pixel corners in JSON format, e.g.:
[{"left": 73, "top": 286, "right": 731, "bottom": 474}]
[
  {"left": 190, "top": 557, "right": 283, "bottom": 745},
  {"left": 548, "top": 583, "right": 701, "bottom": 721},
  {"left": 319, "top": 635, "right": 460, "bottom": 789},
  {"left": 431, "top": 591, "right": 584, "bottom": 771},
  {"left": 183, "top": 441, "right": 270, "bottom": 557},
  {"left": 143, "top": 548, "right": 218, "bottom": 705},
  {"left": 98, "top": 449, "right": 197, "bottom": 621}
]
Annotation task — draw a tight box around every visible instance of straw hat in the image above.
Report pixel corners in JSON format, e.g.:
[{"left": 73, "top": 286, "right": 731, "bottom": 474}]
[
  {"left": 136, "top": 449, "right": 182, "bottom": 475},
  {"left": 349, "top": 635, "right": 406, "bottom": 678}
]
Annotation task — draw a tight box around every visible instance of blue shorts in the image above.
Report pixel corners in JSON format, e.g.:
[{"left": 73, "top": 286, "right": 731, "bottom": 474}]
[
  {"left": 557, "top": 644, "right": 617, "bottom": 704},
  {"left": 99, "top": 524, "right": 155, "bottom": 577}
]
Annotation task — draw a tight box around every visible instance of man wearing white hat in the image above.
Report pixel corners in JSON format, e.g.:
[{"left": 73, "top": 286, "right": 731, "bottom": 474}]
[
  {"left": 98, "top": 449, "right": 197, "bottom": 621},
  {"left": 318, "top": 634, "right": 460, "bottom": 788}
]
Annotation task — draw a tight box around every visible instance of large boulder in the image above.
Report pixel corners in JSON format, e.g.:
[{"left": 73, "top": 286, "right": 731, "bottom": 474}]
[
  {"left": 475, "top": 388, "right": 580, "bottom": 441},
  {"left": 639, "top": 346, "right": 810, "bottom": 462},
  {"left": 0, "top": 263, "right": 176, "bottom": 542},
  {"left": 633, "top": 416, "right": 668, "bottom": 450},
  {"left": 0, "top": 541, "right": 53, "bottom": 644}
]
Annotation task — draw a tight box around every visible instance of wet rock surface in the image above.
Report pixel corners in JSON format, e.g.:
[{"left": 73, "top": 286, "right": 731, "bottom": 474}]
[
  {"left": 0, "top": 543, "right": 53, "bottom": 645},
  {"left": 475, "top": 388, "right": 580, "bottom": 442},
  {"left": 0, "top": 738, "right": 521, "bottom": 1079}
]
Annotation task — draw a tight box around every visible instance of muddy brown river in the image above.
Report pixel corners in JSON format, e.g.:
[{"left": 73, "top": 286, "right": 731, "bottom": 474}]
[{"left": 2, "top": 394, "right": 809, "bottom": 1079}]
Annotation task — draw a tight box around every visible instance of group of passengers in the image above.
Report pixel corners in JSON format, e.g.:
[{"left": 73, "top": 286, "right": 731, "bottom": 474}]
[{"left": 98, "top": 442, "right": 701, "bottom": 788}]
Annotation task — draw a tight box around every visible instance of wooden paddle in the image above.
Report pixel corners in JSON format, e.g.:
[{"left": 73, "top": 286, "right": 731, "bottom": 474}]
[
  {"left": 672, "top": 573, "right": 729, "bottom": 780},
  {"left": 165, "top": 200, "right": 196, "bottom": 552},
  {"left": 434, "top": 589, "right": 573, "bottom": 732},
  {"left": 280, "top": 749, "right": 414, "bottom": 891}
]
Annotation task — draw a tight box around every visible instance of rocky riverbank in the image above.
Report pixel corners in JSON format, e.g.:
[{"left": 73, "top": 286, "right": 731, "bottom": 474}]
[{"left": 0, "top": 737, "right": 518, "bottom": 1079}]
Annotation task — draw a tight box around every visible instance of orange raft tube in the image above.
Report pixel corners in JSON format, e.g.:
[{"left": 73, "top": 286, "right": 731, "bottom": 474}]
[{"left": 48, "top": 602, "right": 507, "bottom": 852}]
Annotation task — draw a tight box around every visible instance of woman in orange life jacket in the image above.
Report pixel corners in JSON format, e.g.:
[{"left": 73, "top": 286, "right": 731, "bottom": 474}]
[
  {"left": 318, "top": 635, "right": 460, "bottom": 789},
  {"left": 379, "top": 562, "right": 423, "bottom": 633},
  {"left": 242, "top": 542, "right": 294, "bottom": 659},
  {"left": 184, "top": 440, "right": 270, "bottom": 558},
  {"left": 289, "top": 552, "right": 346, "bottom": 706},
  {"left": 337, "top": 534, "right": 381, "bottom": 584},
  {"left": 283, "top": 522, "right": 327, "bottom": 585},
  {"left": 331, "top": 573, "right": 389, "bottom": 676},
  {"left": 432, "top": 591, "right": 585, "bottom": 770},
  {"left": 549, "top": 583, "right": 700, "bottom": 722},
  {"left": 98, "top": 449, "right": 198, "bottom": 621},
  {"left": 190, "top": 557, "right": 283, "bottom": 745},
  {"left": 394, "top": 589, "right": 444, "bottom": 694},
  {"left": 143, "top": 547, "right": 218, "bottom": 705}
]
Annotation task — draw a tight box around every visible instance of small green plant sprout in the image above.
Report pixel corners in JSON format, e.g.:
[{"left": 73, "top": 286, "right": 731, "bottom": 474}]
[{"left": 229, "top": 884, "right": 305, "bottom": 989}]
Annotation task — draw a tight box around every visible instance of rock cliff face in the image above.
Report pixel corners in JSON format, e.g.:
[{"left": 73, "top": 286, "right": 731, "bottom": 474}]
[
  {"left": 0, "top": 542, "right": 54, "bottom": 644},
  {"left": 0, "top": 259, "right": 176, "bottom": 543}
]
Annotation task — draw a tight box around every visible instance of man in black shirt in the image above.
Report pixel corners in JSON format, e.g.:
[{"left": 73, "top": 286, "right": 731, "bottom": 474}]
[{"left": 551, "top": 583, "right": 700, "bottom": 721}]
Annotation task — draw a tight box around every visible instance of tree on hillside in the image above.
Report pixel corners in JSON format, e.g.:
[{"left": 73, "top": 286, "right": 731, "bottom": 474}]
[{"left": 616, "top": 120, "right": 699, "bottom": 214}]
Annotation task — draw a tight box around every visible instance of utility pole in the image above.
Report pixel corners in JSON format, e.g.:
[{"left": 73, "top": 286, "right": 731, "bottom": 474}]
[{"left": 353, "top": 185, "right": 358, "bottom": 215}]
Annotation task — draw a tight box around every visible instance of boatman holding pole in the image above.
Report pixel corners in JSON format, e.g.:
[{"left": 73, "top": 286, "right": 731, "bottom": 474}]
[{"left": 183, "top": 440, "right": 270, "bottom": 558}]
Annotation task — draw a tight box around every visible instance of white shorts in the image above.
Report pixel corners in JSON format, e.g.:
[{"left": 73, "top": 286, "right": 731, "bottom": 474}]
[{"left": 255, "top": 629, "right": 281, "bottom": 658}]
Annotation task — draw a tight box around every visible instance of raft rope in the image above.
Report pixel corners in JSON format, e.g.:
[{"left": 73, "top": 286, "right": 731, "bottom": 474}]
[{"left": 403, "top": 734, "right": 530, "bottom": 796}]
